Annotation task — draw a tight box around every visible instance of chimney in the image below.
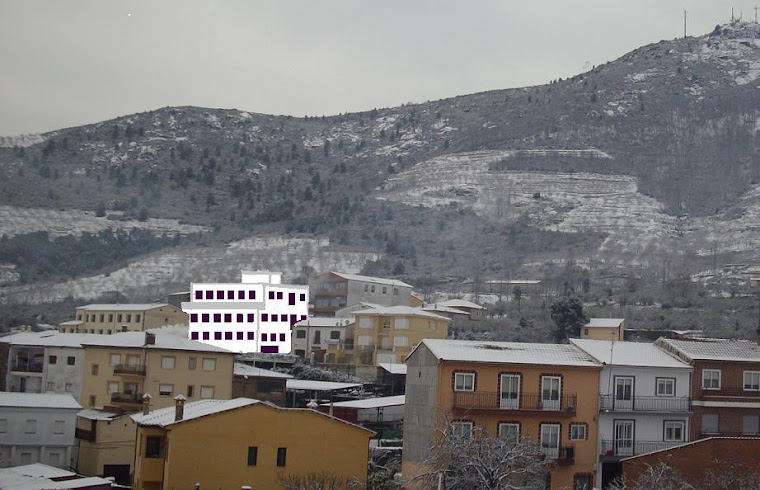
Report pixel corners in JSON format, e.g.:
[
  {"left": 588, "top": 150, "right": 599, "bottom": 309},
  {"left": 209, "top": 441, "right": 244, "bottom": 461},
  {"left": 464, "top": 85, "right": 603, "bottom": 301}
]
[
  {"left": 174, "top": 394, "right": 187, "bottom": 422},
  {"left": 141, "top": 393, "right": 152, "bottom": 415},
  {"left": 145, "top": 332, "right": 156, "bottom": 345}
]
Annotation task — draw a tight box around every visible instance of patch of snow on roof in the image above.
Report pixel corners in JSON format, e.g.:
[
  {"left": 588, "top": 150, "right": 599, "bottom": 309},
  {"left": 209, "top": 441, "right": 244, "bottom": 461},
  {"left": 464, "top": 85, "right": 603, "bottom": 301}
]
[
  {"left": 77, "top": 408, "right": 121, "bottom": 421},
  {"left": 329, "top": 271, "right": 412, "bottom": 288},
  {"left": 658, "top": 338, "right": 759, "bottom": 362},
  {"left": 78, "top": 303, "right": 172, "bottom": 311},
  {"left": 356, "top": 305, "right": 450, "bottom": 321},
  {"left": 322, "top": 395, "right": 405, "bottom": 409},
  {"left": 420, "top": 339, "right": 600, "bottom": 367},
  {"left": 286, "top": 379, "right": 363, "bottom": 391},
  {"left": 586, "top": 318, "right": 625, "bottom": 328},
  {"left": 377, "top": 363, "right": 407, "bottom": 375},
  {"left": 132, "top": 398, "right": 259, "bottom": 427},
  {"left": 0, "top": 392, "right": 81, "bottom": 409},
  {"left": 437, "top": 299, "right": 486, "bottom": 310},
  {"left": 570, "top": 339, "right": 691, "bottom": 369},
  {"left": 234, "top": 363, "right": 292, "bottom": 379}
]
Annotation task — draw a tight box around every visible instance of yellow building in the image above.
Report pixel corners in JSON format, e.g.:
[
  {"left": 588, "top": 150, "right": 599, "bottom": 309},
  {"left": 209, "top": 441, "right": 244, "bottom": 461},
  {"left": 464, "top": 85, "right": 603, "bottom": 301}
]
[
  {"left": 79, "top": 331, "right": 235, "bottom": 411},
  {"left": 76, "top": 409, "right": 137, "bottom": 486},
  {"left": 131, "top": 397, "right": 375, "bottom": 490},
  {"left": 403, "top": 339, "right": 602, "bottom": 490},
  {"left": 59, "top": 304, "right": 187, "bottom": 335},
  {"left": 580, "top": 318, "right": 625, "bottom": 341}
]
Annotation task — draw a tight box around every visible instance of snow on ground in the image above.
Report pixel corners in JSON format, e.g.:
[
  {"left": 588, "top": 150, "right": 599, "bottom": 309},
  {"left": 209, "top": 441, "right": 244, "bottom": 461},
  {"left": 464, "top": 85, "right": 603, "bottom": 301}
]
[
  {"left": 0, "top": 236, "right": 379, "bottom": 304},
  {"left": 0, "top": 205, "right": 212, "bottom": 238},
  {"left": 0, "top": 133, "right": 52, "bottom": 148}
]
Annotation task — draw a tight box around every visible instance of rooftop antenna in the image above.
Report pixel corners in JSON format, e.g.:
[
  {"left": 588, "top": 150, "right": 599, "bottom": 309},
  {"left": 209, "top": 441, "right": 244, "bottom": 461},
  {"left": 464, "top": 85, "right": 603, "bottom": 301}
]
[
  {"left": 756, "top": 5, "right": 759, "bottom": 23},
  {"left": 684, "top": 10, "right": 687, "bottom": 38}
]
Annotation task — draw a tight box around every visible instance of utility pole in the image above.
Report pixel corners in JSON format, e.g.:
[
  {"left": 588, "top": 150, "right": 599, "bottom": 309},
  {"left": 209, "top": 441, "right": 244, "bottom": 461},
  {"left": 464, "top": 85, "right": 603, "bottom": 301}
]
[
  {"left": 755, "top": 5, "right": 758, "bottom": 23},
  {"left": 684, "top": 10, "right": 687, "bottom": 38}
]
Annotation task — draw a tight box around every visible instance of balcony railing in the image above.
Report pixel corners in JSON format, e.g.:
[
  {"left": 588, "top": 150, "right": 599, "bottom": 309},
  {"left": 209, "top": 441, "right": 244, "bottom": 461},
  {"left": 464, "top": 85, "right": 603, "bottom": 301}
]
[
  {"left": 75, "top": 427, "right": 96, "bottom": 442},
  {"left": 600, "top": 439, "right": 684, "bottom": 457},
  {"left": 699, "top": 431, "right": 760, "bottom": 439},
  {"left": 113, "top": 364, "right": 146, "bottom": 376},
  {"left": 453, "top": 392, "right": 577, "bottom": 414},
  {"left": 540, "top": 445, "right": 575, "bottom": 465},
  {"left": 697, "top": 387, "right": 760, "bottom": 398},
  {"left": 10, "top": 362, "right": 43, "bottom": 373},
  {"left": 110, "top": 392, "right": 144, "bottom": 405},
  {"left": 599, "top": 395, "right": 690, "bottom": 412}
]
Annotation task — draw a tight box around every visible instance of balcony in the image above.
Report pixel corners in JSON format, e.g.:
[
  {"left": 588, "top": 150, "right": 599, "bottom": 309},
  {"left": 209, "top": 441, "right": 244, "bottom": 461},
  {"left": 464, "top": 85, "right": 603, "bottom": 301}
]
[
  {"left": 600, "top": 439, "right": 684, "bottom": 457},
  {"left": 541, "top": 445, "right": 575, "bottom": 466},
  {"left": 697, "top": 387, "right": 760, "bottom": 398},
  {"left": 113, "top": 364, "right": 146, "bottom": 376},
  {"left": 599, "top": 395, "right": 690, "bottom": 412},
  {"left": 699, "top": 431, "right": 760, "bottom": 439},
  {"left": 75, "top": 427, "right": 96, "bottom": 442},
  {"left": 110, "top": 392, "right": 144, "bottom": 408},
  {"left": 453, "top": 392, "right": 577, "bottom": 415},
  {"left": 10, "top": 362, "right": 43, "bottom": 373}
]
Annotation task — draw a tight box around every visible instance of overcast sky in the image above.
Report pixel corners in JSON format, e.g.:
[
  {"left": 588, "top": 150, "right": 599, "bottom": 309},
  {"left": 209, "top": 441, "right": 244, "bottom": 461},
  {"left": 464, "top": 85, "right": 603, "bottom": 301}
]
[{"left": 0, "top": 0, "right": 756, "bottom": 136}]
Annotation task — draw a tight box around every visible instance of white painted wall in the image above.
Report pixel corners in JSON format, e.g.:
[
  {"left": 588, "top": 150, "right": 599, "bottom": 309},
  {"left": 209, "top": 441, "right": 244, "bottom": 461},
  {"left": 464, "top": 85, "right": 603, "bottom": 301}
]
[{"left": 0, "top": 405, "right": 79, "bottom": 469}]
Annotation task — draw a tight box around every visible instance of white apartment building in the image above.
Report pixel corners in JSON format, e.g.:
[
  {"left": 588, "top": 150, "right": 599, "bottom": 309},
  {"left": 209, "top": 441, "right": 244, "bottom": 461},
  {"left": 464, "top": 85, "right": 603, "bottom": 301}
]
[
  {"left": 182, "top": 271, "right": 309, "bottom": 354},
  {"left": 570, "top": 339, "right": 693, "bottom": 489},
  {"left": 0, "top": 392, "right": 81, "bottom": 469},
  {"left": 291, "top": 316, "right": 354, "bottom": 359}
]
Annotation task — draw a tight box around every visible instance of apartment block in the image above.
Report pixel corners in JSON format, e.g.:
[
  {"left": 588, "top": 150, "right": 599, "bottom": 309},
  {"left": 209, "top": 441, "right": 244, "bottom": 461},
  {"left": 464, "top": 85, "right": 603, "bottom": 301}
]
[
  {"left": 291, "top": 316, "right": 354, "bottom": 360},
  {"left": 131, "top": 397, "right": 374, "bottom": 489},
  {"left": 571, "top": 339, "right": 692, "bottom": 488},
  {"left": 309, "top": 271, "right": 413, "bottom": 316},
  {"left": 656, "top": 337, "right": 760, "bottom": 440},
  {"left": 60, "top": 303, "right": 187, "bottom": 334},
  {"left": 403, "top": 339, "right": 601, "bottom": 490},
  {"left": 182, "top": 270, "right": 309, "bottom": 354}
]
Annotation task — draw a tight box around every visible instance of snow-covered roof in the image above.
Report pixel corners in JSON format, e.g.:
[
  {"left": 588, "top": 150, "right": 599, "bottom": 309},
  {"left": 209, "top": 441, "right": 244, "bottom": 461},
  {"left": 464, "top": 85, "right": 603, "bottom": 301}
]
[
  {"left": 234, "top": 363, "right": 292, "bottom": 379},
  {"left": 422, "top": 304, "right": 469, "bottom": 315},
  {"left": 132, "top": 398, "right": 259, "bottom": 427},
  {"left": 570, "top": 339, "right": 691, "bottom": 369},
  {"left": 0, "top": 392, "right": 81, "bottom": 409},
  {"left": 354, "top": 305, "right": 450, "bottom": 321},
  {"left": 322, "top": 395, "right": 405, "bottom": 409},
  {"left": 59, "top": 320, "right": 83, "bottom": 326},
  {"left": 0, "top": 464, "right": 114, "bottom": 490},
  {"left": 286, "top": 379, "right": 363, "bottom": 391},
  {"left": 77, "top": 303, "right": 173, "bottom": 311},
  {"left": 80, "top": 331, "right": 233, "bottom": 354},
  {"left": 484, "top": 280, "right": 541, "bottom": 285},
  {"left": 77, "top": 408, "right": 122, "bottom": 421},
  {"left": 328, "top": 271, "right": 412, "bottom": 288},
  {"left": 585, "top": 318, "right": 625, "bottom": 328},
  {"left": 417, "top": 339, "right": 600, "bottom": 368},
  {"left": 377, "top": 363, "right": 407, "bottom": 375},
  {"left": 657, "top": 338, "right": 760, "bottom": 363},
  {"left": 293, "top": 317, "right": 353, "bottom": 328},
  {"left": 437, "top": 299, "right": 486, "bottom": 310},
  {"left": 0, "top": 331, "right": 97, "bottom": 348}
]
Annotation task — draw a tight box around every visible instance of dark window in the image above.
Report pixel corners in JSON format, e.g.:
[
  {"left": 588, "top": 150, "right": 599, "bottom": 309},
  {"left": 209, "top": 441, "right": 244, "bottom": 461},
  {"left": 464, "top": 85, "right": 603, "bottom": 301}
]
[
  {"left": 202, "top": 314, "right": 209, "bottom": 322},
  {"left": 117, "top": 314, "right": 122, "bottom": 322},
  {"left": 277, "top": 447, "right": 287, "bottom": 467},
  {"left": 195, "top": 291, "right": 203, "bottom": 300},
  {"left": 290, "top": 314, "right": 297, "bottom": 325},
  {"left": 49, "top": 355, "right": 57, "bottom": 364},
  {"left": 237, "top": 314, "right": 244, "bottom": 322},
  {"left": 216, "top": 291, "right": 224, "bottom": 300},
  {"left": 280, "top": 333, "right": 286, "bottom": 342},
  {"left": 205, "top": 291, "right": 213, "bottom": 300},
  {"left": 108, "top": 314, "right": 113, "bottom": 322},
  {"left": 126, "top": 314, "right": 132, "bottom": 322},
  {"left": 270, "top": 334, "right": 277, "bottom": 341},
  {"left": 247, "top": 446, "right": 258, "bottom": 466},
  {"left": 261, "top": 333, "right": 267, "bottom": 342},
  {"left": 227, "top": 290, "right": 234, "bottom": 300},
  {"left": 191, "top": 332, "right": 199, "bottom": 340},
  {"left": 237, "top": 332, "right": 244, "bottom": 340},
  {"left": 300, "top": 293, "right": 305, "bottom": 301},
  {"left": 289, "top": 293, "right": 296, "bottom": 305},
  {"left": 213, "top": 313, "right": 221, "bottom": 322},
  {"left": 247, "top": 313, "right": 254, "bottom": 322},
  {"left": 214, "top": 332, "right": 222, "bottom": 340},
  {"left": 262, "top": 346, "right": 279, "bottom": 353},
  {"left": 277, "top": 292, "right": 283, "bottom": 300},
  {"left": 262, "top": 314, "right": 268, "bottom": 322},
  {"left": 136, "top": 315, "right": 141, "bottom": 323},
  {"left": 238, "top": 291, "right": 245, "bottom": 300},
  {"left": 99, "top": 314, "right": 104, "bottom": 322},
  {"left": 203, "top": 332, "right": 210, "bottom": 340},
  {"left": 187, "top": 385, "right": 194, "bottom": 397},
  {"left": 269, "top": 291, "right": 275, "bottom": 300},
  {"left": 330, "top": 330, "right": 340, "bottom": 340},
  {"left": 146, "top": 437, "right": 162, "bottom": 458},
  {"left": 247, "top": 332, "right": 254, "bottom": 340},
  {"left": 296, "top": 330, "right": 306, "bottom": 339},
  {"left": 224, "top": 313, "right": 232, "bottom": 322},
  {"left": 225, "top": 332, "right": 232, "bottom": 340},
  {"left": 249, "top": 291, "right": 256, "bottom": 300},
  {"left": 301, "top": 315, "right": 307, "bottom": 320},
  {"left": 67, "top": 356, "right": 75, "bottom": 366},
  {"left": 190, "top": 314, "right": 198, "bottom": 322}
]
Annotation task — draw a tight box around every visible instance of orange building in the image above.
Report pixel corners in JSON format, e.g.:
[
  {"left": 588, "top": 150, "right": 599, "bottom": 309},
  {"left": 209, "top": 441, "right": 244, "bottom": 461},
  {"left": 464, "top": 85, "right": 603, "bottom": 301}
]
[{"left": 402, "top": 339, "right": 601, "bottom": 490}]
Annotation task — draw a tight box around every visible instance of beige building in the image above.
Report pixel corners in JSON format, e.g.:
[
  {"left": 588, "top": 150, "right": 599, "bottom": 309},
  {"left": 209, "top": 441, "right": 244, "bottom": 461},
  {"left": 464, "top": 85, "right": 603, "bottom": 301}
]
[
  {"left": 60, "top": 304, "right": 187, "bottom": 335},
  {"left": 580, "top": 318, "right": 625, "bottom": 341},
  {"left": 76, "top": 409, "right": 136, "bottom": 485},
  {"left": 131, "top": 398, "right": 374, "bottom": 490}
]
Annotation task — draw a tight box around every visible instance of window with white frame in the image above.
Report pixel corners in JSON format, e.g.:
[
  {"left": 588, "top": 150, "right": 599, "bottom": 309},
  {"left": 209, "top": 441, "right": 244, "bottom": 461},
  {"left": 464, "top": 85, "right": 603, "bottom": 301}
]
[
  {"left": 744, "top": 371, "right": 760, "bottom": 391},
  {"left": 359, "top": 317, "right": 373, "bottom": 328},
  {"left": 200, "top": 386, "right": 214, "bottom": 398},
  {"left": 159, "top": 384, "right": 173, "bottom": 396},
  {"left": 161, "top": 356, "right": 175, "bottom": 370},
  {"left": 498, "top": 423, "right": 520, "bottom": 443},
  {"left": 454, "top": 372, "right": 475, "bottom": 392},
  {"left": 107, "top": 382, "right": 119, "bottom": 394},
  {"left": 664, "top": 421, "right": 685, "bottom": 442},
  {"left": 451, "top": 421, "right": 473, "bottom": 439},
  {"left": 570, "top": 423, "right": 587, "bottom": 441},
  {"left": 656, "top": 378, "right": 675, "bottom": 397},
  {"left": 109, "top": 354, "right": 121, "bottom": 366},
  {"left": 358, "top": 335, "right": 373, "bottom": 346},
  {"left": 393, "top": 336, "right": 409, "bottom": 347},
  {"left": 394, "top": 318, "right": 409, "bottom": 329},
  {"left": 202, "top": 358, "right": 216, "bottom": 371},
  {"left": 702, "top": 369, "right": 721, "bottom": 390}
]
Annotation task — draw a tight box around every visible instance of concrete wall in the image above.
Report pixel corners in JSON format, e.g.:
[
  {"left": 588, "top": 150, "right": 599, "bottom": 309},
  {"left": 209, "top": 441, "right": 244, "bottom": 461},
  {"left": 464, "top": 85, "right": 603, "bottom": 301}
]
[
  {"left": 346, "top": 280, "right": 412, "bottom": 308},
  {"left": 402, "top": 343, "right": 440, "bottom": 475},
  {"left": 0, "top": 405, "right": 79, "bottom": 469},
  {"left": 77, "top": 415, "right": 136, "bottom": 481}
]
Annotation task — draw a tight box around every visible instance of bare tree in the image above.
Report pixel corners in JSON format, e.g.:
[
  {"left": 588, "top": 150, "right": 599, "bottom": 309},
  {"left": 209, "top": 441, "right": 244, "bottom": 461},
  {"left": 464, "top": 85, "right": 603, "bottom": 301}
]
[
  {"left": 278, "top": 470, "right": 364, "bottom": 490},
  {"left": 698, "top": 459, "right": 760, "bottom": 490},
  {"left": 409, "top": 424, "right": 552, "bottom": 489},
  {"left": 608, "top": 461, "right": 693, "bottom": 490}
]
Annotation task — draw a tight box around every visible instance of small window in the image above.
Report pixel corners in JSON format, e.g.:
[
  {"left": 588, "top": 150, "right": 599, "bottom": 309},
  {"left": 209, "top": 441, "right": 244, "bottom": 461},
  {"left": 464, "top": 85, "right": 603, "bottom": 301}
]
[
  {"left": 247, "top": 332, "right": 254, "bottom": 340},
  {"left": 159, "top": 384, "right": 173, "bottom": 396},
  {"left": 744, "top": 371, "right": 760, "bottom": 391},
  {"left": 117, "top": 314, "right": 122, "bottom": 322},
  {"left": 277, "top": 447, "right": 287, "bottom": 467},
  {"left": 203, "top": 332, "right": 210, "bottom": 340},
  {"left": 394, "top": 318, "right": 409, "bottom": 329},
  {"left": 664, "top": 421, "right": 685, "bottom": 442},
  {"left": 47, "top": 382, "right": 54, "bottom": 390},
  {"left": 126, "top": 314, "right": 132, "bottom": 322},
  {"left": 224, "top": 313, "right": 232, "bottom": 322},
  {"left": 364, "top": 284, "right": 368, "bottom": 292},
  {"left": 201, "top": 386, "right": 214, "bottom": 398},
  {"left": 247, "top": 446, "right": 258, "bottom": 466},
  {"left": 108, "top": 314, "right": 113, "bottom": 322},
  {"left": 656, "top": 378, "right": 675, "bottom": 397},
  {"left": 25, "top": 419, "right": 37, "bottom": 434},
  {"left": 89, "top": 395, "right": 96, "bottom": 406},
  {"left": 108, "top": 382, "right": 119, "bottom": 394},
  {"left": 195, "top": 290, "right": 203, "bottom": 300},
  {"left": 249, "top": 290, "right": 256, "bottom": 300},
  {"left": 216, "top": 290, "right": 224, "bottom": 300},
  {"left": 135, "top": 315, "right": 141, "bottom": 323},
  {"left": 270, "top": 333, "right": 277, "bottom": 341},
  {"left": 238, "top": 290, "right": 245, "bottom": 300},
  {"left": 702, "top": 369, "right": 721, "bottom": 390},
  {"left": 214, "top": 332, "right": 222, "bottom": 340},
  {"left": 237, "top": 332, "right": 244, "bottom": 340},
  {"left": 65, "top": 383, "right": 73, "bottom": 392},
  {"left": 213, "top": 313, "right": 221, "bottom": 322},
  {"left": 498, "top": 423, "right": 520, "bottom": 443},
  {"left": 371, "top": 285, "right": 375, "bottom": 293},
  {"left": 99, "top": 314, "right": 104, "bottom": 322},
  {"left": 289, "top": 292, "right": 296, "bottom": 305},
  {"left": 330, "top": 330, "right": 340, "bottom": 340},
  {"left": 393, "top": 336, "right": 409, "bottom": 347},
  {"left": 382, "top": 286, "right": 387, "bottom": 294},
  {"left": 161, "top": 356, "right": 175, "bottom": 370},
  {"left": 277, "top": 292, "right": 283, "bottom": 299},
  {"left": 187, "top": 385, "right": 194, "bottom": 397},
  {"left": 48, "top": 355, "right": 57, "bottom": 365},
  {"left": 743, "top": 415, "right": 760, "bottom": 435},
  {"left": 237, "top": 313, "right": 244, "bottom": 322},
  {"left": 205, "top": 290, "right": 213, "bottom": 300},
  {"left": 296, "top": 329, "right": 306, "bottom": 339},
  {"left": 202, "top": 358, "right": 216, "bottom": 371},
  {"left": 91, "top": 364, "right": 99, "bottom": 375},
  {"left": 67, "top": 356, "right": 76, "bottom": 366},
  {"left": 454, "top": 372, "right": 475, "bottom": 391},
  {"left": 262, "top": 314, "right": 269, "bottom": 322},
  {"left": 146, "top": 436, "right": 162, "bottom": 458},
  {"left": 269, "top": 291, "right": 275, "bottom": 300},
  {"left": 53, "top": 420, "right": 65, "bottom": 434},
  {"left": 109, "top": 354, "right": 120, "bottom": 366},
  {"left": 202, "top": 313, "right": 209, "bottom": 322},
  {"left": 190, "top": 313, "right": 198, "bottom": 322},
  {"left": 247, "top": 313, "right": 255, "bottom": 322},
  {"left": 191, "top": 332, "right": 199, "bottom": 340},
  {"left": 189, "top": 357, "right": 197, "bottom": 370},
  {"left": 300, "top": 293, "right": 305, "bottom": 301},
  {"left": 451, "top": 421, "right": 473, "bottom": 439},
  {"left": 0, "top": 419, "right": 7, "bottom": 433},
  {"left": 570, "top": 423, "right": 587, "bottom": 441},
  {"left": 227, "top": 290, "right": 234, "bottom": 300},
  {"left": 382, "top": 319, "right": 390, "bottom": 329},
  {"left": 225, "top": 331, "right": 233, "bottom": 340}
]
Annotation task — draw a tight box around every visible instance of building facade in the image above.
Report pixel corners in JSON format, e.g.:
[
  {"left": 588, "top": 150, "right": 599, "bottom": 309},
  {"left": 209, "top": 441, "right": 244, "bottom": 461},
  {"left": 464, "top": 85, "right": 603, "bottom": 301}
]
[
  {"left": 571, "top": 339, "right": 693, "bottom": 488},
  {"left": 291, "top": 316, "right": 354, "bottom": 360},
  {"left": 131, "top": 398, "right": 374, "bottom": 490},
  {"left": 75, "top": 409, "right": 136, "bottom": 485},
  {"left": 580, "top": 318, "right": 626, "bottom": 341},
  {"left": 309, "top": 271, "right": 413, "bottom": 316},
  {"left": 0, "top": 393, "right": 81, "bottom": 469},
  {"left": 182, "top": 270, "right": 309, "bottom": 354},
  {"left": 403, "top": 339, "right": 602, "bottom": 490},
  {"left": 59, "top": 304, "right": 187, "bottom": 334}
]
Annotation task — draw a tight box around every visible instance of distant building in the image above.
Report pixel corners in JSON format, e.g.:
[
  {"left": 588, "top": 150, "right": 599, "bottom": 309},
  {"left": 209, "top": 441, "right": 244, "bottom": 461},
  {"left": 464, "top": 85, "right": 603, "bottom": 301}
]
[
  {"left": 580, "top": 318, "right": 625, "bottom": 341},
  {"left": 131, "top": 397, "right": 374, "bottom": 489},
  {"left": 291, "top": 316, "right": 354, "bottom": 360},
  {"left": 0, "top": 392, "right": 81, "bottom": 469},
  {"left": 232, "top": 363, "right": 292, "bottom": 406},
  {"left": 435, "top": 298, "right": 486, "bottom": 320},
  {"left": 483, "top": 279, "right": 541, "bottom": 294},
  {"left": 182, "top": 270, "right": 309, "bottom": 354},
  {"left": 309, "top": 271, "right": 413, "bottom": 316},
  {"left": 0, "top": 464, "right": 114, "bottom": 489},
  {"left": 59, "top": 303, "right": 187, "bottom": 334}
]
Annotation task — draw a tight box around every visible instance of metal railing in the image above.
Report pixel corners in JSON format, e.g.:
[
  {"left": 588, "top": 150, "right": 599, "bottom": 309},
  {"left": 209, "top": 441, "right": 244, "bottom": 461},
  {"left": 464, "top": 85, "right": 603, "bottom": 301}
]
[
  {"left": 10, "top": 362, "right": 43, "bottom": 373},
  {"left": 697, "top": 387, "right": 760, "bottom": 398},
  {"left": 540, "top": 445, "right": 575, "bottom": 465},
  {"left": 110, "top": 392, "right": 144, "bottom": 405},
  {"left": 113, "top": 364, "right": 146, "bottom": 376},
  {"left": 453, "top": 392, "right": 577, "bottom": 414},
  {"left": 599, "top": 395, "right": 690, "bottom": 412},
  {"left": 699, "top": 431, "right": 760, "bottom": 438},
  {"left": 600, "top": 439, "right": 684, "bottom": 457}
]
